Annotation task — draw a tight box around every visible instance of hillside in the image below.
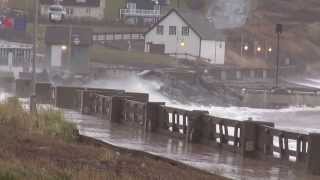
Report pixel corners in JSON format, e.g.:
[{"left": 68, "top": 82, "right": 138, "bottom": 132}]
[{"left": 243, "top": 0, "right": 320, "bottom": 71}]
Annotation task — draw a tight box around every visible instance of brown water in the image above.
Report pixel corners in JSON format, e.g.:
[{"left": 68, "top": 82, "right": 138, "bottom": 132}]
[{"left": 64, "top": 110, "right": 320, "bottom": 180}]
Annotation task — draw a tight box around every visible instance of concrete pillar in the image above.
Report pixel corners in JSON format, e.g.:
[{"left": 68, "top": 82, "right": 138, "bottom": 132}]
[
  {"left": 257, "top": 122, "right": 275, "bottom": 156},
  {"left": 146, "top": 102, "right": 165, "bottom": 132},
  {"left": 241, "top": 120, "right": 275, "bottom": 158},
  {"left": 188, "top": 110, "right": 209, "bottom": 143},
  {"left": 240, "top": 119, "right": 258, "bottom": 157},
  {"left": 35, "top": 83, "right": 52, "bottom": 104},
  {"left": 307, "top": 133, "right": 320, "bottom": 175},
  {"left": 111, "top": 96, "right": 124, "bottom": 123}
]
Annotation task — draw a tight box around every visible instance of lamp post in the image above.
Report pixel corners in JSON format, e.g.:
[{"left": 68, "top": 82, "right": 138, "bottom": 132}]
[
  {"left": 275, "top": 24, "right": 282, "bottom": 88},
  {"left": 30, "top": 0, "right": 38, "bottom": 113}
]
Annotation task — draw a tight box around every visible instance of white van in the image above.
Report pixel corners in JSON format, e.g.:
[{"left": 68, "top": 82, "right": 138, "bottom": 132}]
[{"left": 48, "top": 5, "right": 66, "bottom": 22}]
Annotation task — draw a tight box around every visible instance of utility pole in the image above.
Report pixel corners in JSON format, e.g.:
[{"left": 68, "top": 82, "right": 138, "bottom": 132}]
[
  {"left": 275, "top": 24, "right": 282, "bottom": 88},
  {"left": 30, "top": 0, "right": 38, "bottom": 113},
  {"left": 240, "top": 32, "right": 243, "bottom": 56},
  {"left": 68, "top": 24, "right": 72, "bottom": 67}
]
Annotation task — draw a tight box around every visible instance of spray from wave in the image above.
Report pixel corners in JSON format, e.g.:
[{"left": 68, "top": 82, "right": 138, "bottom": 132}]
[{"left": 85, "top": 76, "right": 320, "bottom": 133}]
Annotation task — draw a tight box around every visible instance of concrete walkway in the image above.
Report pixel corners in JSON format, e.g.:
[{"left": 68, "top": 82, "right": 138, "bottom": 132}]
[{"left": 64, "top": 110, "right": 319, "bottom": 180}]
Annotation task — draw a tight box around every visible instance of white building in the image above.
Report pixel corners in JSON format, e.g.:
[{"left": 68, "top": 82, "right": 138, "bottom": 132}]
[
  {"left": 40, "top": 0, "right": 106, "bottom": 21},
  {"left": 120, "top": 0, "right": 163, "bottom": 25},
  {"left": 144, "top": 9, "right": 226, "bottom": 64},
  {"left": 0, "top": 40, "right": 33, "bottom": 78}
]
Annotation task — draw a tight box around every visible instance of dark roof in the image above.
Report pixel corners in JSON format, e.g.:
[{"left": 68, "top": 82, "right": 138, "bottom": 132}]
[
  {"left": 40, "top": 0, "right": 100, "bottom": 7},
  {"left": 146, "top": 9, "right": 225, "bottom": 41},
  {"left": 127, "top": 0, "right": 155, "bottom": 9},
  {"left": 45, "top": 26, "right": 92, "bottom": 46},
  {"left": 0, "top": 29, "right": 32, "bottom": 43}
]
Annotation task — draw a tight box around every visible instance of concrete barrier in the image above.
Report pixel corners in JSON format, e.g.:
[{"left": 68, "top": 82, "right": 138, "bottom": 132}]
[
  {"left": 35, "top": 83, "right": 52, "bottom": 104},
  {"left": 307, "top": 133, "right": 320, "bottom": 174},
  {"left": 15, "top": 79, "right": 32, "bottom": 98},
  {"left": 33, "top": 84, "right": 320, "bottom": 176}
]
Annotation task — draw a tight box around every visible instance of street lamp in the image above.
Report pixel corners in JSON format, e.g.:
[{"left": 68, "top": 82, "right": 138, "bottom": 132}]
[
  {"left": 244, "top": 45, "right": 249, "bottom": 51},
  {"left": 256, "top": 46, "right": 262, "bottom": 52},
  {"left": 268, "top": 47, "right": 272, "bottom": 52},
  {"left": 180, "top": 41, "right": 185, "bottom": 47},
  {"left": 275, "top": 24, "right": 282, "bottom": 88},
  {"left": 61, "top": 45, "right": 67, "bottom": 51},
  {"left": 30, "top": 0, "right": 39, "bottom": 113}
]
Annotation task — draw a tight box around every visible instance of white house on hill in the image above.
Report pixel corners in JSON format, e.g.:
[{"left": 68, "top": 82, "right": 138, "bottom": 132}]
[{"left": 144, "top": 9, "right": 226, "bottom": 64}]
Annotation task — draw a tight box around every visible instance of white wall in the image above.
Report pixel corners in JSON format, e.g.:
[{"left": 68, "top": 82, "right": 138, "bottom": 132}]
[
  {"left": 200, "top": 40, "right": 225, "bottom": 64},
  {"left": 51, "top": 45, "right": 62, "bottom": 67},
  {"left": 41, "top": 5, "right": 104, "bottom": 20},
  {"left": 145, "top": 11, "right": 201, "bottom": 59}
]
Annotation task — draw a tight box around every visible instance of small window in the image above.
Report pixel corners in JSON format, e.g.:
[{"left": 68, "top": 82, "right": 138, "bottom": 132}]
[
  {"left": 169, "top": 26, "right": 176, "bottom": 35},
  {"left": 219, "top": 42, "right": 223, "bottom": 48},
  {"left": 156, "top": 25, "right": 164, "bottom": 35},
  {"left": 182, "top": 26, "right": 189, "bottom": 36}
]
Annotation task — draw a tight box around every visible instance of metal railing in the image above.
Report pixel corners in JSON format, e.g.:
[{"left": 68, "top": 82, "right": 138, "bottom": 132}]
[
  {"left": 120, "top": 8, "right": 160, "bottom": 18},
  {"left": 93, "top": 32, "right": 144, "bottom": 42}
]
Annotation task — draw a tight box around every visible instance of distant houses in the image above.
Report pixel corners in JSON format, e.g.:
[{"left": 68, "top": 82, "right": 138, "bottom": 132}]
[
  {"left": 0, "top": 22, "right": 32, "bottom": 77},
  {"left": 40, "top": 0, "right": 106, "bottom": 21},
  {"left": 144, "top": 9, "right": 226, "bottom": 64},
  {"left": 120, "top": 0, "right": 169, "bottom": 25}
]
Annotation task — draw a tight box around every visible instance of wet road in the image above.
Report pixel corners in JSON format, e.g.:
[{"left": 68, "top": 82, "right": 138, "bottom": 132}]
[{"left": 64, "top": 110, "right": 320, "bottom": 180}]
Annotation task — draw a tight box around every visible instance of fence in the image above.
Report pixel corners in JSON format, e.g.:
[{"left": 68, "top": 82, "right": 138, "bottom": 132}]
[
  {"left": 34, "top": 84, "right": 320, "bottom": 175},
  {"left": 120, "top": 8, "right": 161, "bottom": 18},
  {"left": 93, "top": 32, "right": 144, "bottom": 43}
]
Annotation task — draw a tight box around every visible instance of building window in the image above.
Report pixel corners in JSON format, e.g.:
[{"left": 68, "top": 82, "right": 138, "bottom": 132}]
[
  {"left": 169, "top": 26, "right": 176, "bottom": 35},
  {"left": 156, "top": 25, "right": 164, "bottom": 35},
  {"left": 182, "top": 26, "right": 189, "bottom": 36},
  {"left": 219, "top": 42, "right": 222, "bottom": 48}
]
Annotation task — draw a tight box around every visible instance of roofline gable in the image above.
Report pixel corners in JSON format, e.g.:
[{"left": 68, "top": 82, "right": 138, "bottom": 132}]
[{"left": 144, "top": 8, "right": 202, "bottom": 39}]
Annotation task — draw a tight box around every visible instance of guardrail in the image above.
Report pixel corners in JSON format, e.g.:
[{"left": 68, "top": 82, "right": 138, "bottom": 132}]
[{"left": 32, "top": 84, "right": 320, "bottom": 175}]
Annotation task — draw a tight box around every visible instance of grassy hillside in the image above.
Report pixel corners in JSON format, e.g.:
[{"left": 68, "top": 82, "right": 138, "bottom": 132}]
[
  {"left": 0, "top": 98, "right": 227, "bottom": 180},
  {"left": 105, "top": 0, "right": 126, "bottom": 21},
  {"left": 90, "top": 45, "right": 179, "bottom": 67}
]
